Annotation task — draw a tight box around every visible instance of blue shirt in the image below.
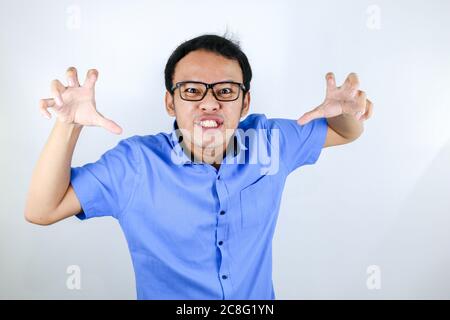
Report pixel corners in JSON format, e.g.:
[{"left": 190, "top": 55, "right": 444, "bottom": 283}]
[{"left": 70, "top": 113, "right": 328, "bottom": 299}]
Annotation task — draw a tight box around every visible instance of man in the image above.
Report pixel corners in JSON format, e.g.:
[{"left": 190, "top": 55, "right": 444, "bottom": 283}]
[{"left": 25, "top": 34, "right": 373, "bottom": 299}]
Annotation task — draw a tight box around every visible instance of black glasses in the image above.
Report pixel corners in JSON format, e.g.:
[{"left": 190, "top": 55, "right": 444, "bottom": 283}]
[{"left": 171, "top": 81, "right": 246, "bottom": 102}]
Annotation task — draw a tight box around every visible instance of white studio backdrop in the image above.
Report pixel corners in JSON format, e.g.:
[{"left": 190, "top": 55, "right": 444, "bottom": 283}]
[{"left": 1, "top": 0, "right": 450, "bottom": 299}]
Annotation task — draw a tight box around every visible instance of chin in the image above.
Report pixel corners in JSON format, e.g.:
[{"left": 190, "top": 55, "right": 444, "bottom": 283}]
[{"left": 193, "top": 138, "right": 225, "bottom": 149}]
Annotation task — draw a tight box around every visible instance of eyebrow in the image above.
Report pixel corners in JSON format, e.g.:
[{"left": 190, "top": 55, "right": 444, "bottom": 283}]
[{"left": 177, "top": 79, "right": 238, "bottom": 83}]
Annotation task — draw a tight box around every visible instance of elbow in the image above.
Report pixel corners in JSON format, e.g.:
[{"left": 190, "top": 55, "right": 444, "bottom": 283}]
[
  {"left": 345, "top": 126, "right": 364, "bottom": 143},
  {"left": 24, "top": 209, "right": 55, "bottom": 226},
  {"left": 348, "top": 131, "right": 363, "bottom": 143}
]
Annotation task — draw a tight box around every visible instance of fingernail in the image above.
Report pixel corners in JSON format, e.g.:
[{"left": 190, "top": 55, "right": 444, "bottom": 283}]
[{"left": 68, "top": 79, "right": 74, "bottom": 87}]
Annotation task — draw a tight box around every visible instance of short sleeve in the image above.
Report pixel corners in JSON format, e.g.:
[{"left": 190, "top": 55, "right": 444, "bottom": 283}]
[
  {"left": 267, "top": 117, "right": 328, "bottom": 174},
  {"left": 70, "top": 136, "right": 140, "bottom": 220}
]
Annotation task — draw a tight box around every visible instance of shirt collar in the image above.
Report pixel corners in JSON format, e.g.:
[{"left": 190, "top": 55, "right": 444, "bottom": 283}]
[{"left": 169, "top": 120, "right": 246, "bottom": 165}]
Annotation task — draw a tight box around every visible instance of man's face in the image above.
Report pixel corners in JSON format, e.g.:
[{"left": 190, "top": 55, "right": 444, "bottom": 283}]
[{"left": 165, "top": 50, "right": 250, "bottom": 152}]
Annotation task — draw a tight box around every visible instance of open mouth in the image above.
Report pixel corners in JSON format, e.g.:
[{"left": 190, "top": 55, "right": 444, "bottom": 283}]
[{"left": 194, "top": 117, "right": 224, "bottom": 130}]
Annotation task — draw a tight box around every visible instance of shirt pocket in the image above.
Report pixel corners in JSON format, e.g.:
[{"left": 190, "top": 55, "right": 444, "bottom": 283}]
[{"left": 239, "top": 175, "right": 276, "bottom": 229}]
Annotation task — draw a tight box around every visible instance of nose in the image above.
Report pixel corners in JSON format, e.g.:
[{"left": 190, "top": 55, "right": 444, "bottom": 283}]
[{"left": 199, "top": 89, "right": 220, "bottom": 112}]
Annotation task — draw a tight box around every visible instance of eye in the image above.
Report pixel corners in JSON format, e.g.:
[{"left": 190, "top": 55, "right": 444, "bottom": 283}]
[
  {"left": 219, "top": 88, "right": 232, "bottom": 95},
  {"left": 185, "top": 88, "right": 199, "bottom": 94}
]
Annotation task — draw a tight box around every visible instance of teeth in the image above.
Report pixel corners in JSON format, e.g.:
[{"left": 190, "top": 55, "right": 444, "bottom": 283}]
[{"left": 198, "top": 120, "right": 219, "bottom": 128}]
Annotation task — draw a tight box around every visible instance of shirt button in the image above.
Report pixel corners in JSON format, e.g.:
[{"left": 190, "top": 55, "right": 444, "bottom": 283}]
[
  {"left": 218, "top": 241, "right": 223, "bottom": 246},
  {"left": 220, "top": 210, "right": 225, "bottom": 215},
  {"left": 222, "top": 275, "right": 228, "bottom": 280}
]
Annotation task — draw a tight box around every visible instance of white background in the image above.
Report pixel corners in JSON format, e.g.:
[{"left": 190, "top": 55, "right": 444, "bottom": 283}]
[{"left": 1, "top": 0, "right": 450, "bottom": 299}]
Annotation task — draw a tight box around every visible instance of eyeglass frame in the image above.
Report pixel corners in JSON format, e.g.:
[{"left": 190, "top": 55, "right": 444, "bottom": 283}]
[{"left": 170, "top": 81, "right": 247, "bottom": 102}]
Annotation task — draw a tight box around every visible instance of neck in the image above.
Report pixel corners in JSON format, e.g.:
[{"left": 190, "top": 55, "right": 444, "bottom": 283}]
[{"left": 181, "top": 140, "right": 227, "bottom": 167}]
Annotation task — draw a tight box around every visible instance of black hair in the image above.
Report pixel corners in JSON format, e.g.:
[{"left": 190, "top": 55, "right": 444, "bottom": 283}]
[{"left": 164, "top": 34, "right": 252, "bottom": 96}]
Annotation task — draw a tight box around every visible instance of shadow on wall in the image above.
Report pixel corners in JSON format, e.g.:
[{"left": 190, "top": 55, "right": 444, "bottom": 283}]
[{"left": 376, "top": 138, "right": 450, "bottom": 299}]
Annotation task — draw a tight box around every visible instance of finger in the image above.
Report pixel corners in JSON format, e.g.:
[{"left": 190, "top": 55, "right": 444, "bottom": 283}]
[
  {"left": 66, "top": 66, "right": 80, "bottom": 87},
  {"left": 354, "top": 90, "right": 367, "bottom": 120},
  {"left": 50, "top": 79, "right": 65, "bottom": 107},
  {"left": 94, "top": 113, "right": 123, "bottom": 135},
  {"left": 360, "top": 99, "right": 374, "bottom": 121},
  {"left": 297, "top": 106, "right": 325, "bottom": 126},
  {"left": 39, "top": 98, "right": 55, "bottom": 119},
  {"left": 356, "top": 90, "right": 367, "bottom": 104},
  {"left": 83, "top": 69, "right": 98, "bottom": 89},
  {"left": 342, "top": 72, "right": 360, "bottom": 95},
  {"left": 325, "top": 72, "right": 336, "bottom": 92}
]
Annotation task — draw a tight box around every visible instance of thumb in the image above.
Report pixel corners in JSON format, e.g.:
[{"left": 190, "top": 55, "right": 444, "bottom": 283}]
[
  {"left": 297, "top": 106, "right": 325, "bottom": 126},
  {"left": 94, "top": 113, "right": 123, "bottom": 135},
  {"left": 325, "top": 72, "right": 336, "bottom": 93}
]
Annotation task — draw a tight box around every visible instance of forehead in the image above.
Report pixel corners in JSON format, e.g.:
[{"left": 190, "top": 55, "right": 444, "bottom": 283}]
[{"left": 173, "top": 50, "right": 243, "bottom": 83}]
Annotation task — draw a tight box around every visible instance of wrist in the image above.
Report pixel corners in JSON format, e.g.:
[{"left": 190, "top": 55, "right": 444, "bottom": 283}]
[{"left": 54, "top": 119, "right": 84, "bottom": 139}]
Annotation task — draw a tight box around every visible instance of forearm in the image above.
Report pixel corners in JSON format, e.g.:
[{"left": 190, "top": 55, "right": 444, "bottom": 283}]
[
  {"left": 326, "top": 113, "right": 364, "bottom": 141},
  {"left": 25, "top": 120, "right": 83, "bottom": 218}
]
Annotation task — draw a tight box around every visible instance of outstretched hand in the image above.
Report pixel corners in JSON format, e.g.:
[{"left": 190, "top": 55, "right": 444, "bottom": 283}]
[
  {"left": 297, "top": 72, "right": 373, "bottom": 125},
  {"left": 39, "top": 67, "right": 123, "bottom": 134}
]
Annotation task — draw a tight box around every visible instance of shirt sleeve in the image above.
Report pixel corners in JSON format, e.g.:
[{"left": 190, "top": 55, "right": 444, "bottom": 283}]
[
  {"left": 266, "top": 117, "right": 328, "bottom": 174},
  {"left": 70, "top": 136, "right": 140, "bottom": 220}
]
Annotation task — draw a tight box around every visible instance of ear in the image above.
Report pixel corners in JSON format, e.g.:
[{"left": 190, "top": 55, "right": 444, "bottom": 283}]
[
  {"left": 165, "top": 91, "right": 176, "bottom": 117},
  {"left": 240, "top": 91, "right": 251, "bottom": 118}
]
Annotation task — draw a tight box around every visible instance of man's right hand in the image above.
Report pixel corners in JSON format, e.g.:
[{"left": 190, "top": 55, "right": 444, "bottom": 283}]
[{"left": 39, "top": 67, "right": 123, "bottom": 134}]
